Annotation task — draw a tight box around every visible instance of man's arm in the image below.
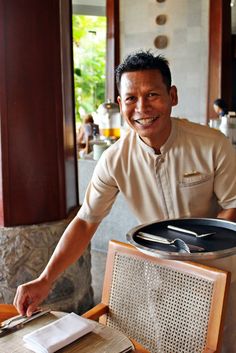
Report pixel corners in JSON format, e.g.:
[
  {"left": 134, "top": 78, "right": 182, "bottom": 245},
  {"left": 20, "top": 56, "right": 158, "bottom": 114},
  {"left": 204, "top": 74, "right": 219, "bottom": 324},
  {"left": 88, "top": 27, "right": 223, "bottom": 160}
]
[
  {"left": 13, "top": 216, "right": 99, "bottom": 316},
  {"left": 217, "top": 208, "right": 236, "bottom": 221}
]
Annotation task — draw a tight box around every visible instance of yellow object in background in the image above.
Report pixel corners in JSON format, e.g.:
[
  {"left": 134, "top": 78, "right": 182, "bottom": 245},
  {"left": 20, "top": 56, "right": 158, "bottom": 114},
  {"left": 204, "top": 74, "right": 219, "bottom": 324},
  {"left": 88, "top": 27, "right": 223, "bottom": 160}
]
[{"left": 97, "top": 100, "right": 122, "bottom": 139}]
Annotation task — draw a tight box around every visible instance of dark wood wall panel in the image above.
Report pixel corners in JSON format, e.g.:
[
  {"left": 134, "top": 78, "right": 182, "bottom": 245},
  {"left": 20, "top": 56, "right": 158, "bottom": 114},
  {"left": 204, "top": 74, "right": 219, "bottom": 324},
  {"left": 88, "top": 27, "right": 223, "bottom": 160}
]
[
  {"left": 0, "top": 0, "right": 77, "bottom": 226},
  {"left": 106, "top": 0, "right": 120, "bottom": 102},
  {"left": 59, "top": 0, "right": 79, "bottom": 212},
  {"left": 208, "top": 0, "right": 232, "bottom": 120}
]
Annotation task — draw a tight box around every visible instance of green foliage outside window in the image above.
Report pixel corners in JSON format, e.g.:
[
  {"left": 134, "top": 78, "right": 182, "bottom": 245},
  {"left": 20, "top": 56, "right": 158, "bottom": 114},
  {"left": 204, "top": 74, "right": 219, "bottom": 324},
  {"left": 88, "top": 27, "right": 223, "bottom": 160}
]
[{"left": 72, "top": 15, "right": 106, "bottom": 122}]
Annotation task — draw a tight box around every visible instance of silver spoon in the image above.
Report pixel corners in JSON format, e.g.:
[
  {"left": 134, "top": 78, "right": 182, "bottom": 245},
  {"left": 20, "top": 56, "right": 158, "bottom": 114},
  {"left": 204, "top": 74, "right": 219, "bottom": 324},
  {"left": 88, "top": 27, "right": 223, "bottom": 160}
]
[
  {"left": 167, "top": 225, "right": 216, "bottom": 238},
  {"left": 136, "top": 232, "right": 191, "bottom": 253},
  {"left": 136, "top": 232, "right": 205, "bottom": 252}
]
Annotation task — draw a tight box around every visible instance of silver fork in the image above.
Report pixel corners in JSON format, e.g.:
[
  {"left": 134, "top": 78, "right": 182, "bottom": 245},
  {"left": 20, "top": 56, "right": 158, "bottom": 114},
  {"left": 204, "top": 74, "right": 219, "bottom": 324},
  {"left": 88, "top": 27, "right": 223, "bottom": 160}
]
[
  {"left": 136, "top": 232, "right": 191, "bottom": 253},
  {"left": 167, "top": 225, "right": 216, "bottom": 238}
]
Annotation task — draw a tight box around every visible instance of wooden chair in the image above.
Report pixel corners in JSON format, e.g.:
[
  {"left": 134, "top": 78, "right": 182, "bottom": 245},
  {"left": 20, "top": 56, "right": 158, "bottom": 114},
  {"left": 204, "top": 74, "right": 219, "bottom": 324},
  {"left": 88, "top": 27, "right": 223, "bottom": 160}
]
[
  {"left": 83, "top": 240, "right": 231, "bottom": 353},
  {"left": 0, "top": 304, "right": 18, "bottom": 323}
]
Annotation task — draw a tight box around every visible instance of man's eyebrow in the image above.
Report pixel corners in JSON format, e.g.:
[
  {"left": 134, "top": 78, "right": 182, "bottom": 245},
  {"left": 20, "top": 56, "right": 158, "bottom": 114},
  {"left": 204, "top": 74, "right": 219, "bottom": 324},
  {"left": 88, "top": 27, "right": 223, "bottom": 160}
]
[{"left": 123, "top": 91, "right": 134, "bottom": 96}]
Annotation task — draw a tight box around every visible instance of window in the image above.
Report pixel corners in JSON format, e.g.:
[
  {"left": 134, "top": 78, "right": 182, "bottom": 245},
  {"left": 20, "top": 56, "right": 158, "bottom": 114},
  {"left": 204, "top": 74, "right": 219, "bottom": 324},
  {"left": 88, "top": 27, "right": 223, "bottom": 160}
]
[{"left": 72, "top": 14, "right": 106, "bottom": 122}]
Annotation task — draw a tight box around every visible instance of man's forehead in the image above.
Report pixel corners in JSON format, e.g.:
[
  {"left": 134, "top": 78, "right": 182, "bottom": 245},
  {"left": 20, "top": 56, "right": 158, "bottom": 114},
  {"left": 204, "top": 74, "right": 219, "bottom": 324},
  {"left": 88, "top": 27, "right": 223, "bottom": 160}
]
[
  {"left": 120, "top": 69, "right": 164, "bottom": 91},
  {"left": 121, "top": 68, "right": 161, "bottom": 77}
]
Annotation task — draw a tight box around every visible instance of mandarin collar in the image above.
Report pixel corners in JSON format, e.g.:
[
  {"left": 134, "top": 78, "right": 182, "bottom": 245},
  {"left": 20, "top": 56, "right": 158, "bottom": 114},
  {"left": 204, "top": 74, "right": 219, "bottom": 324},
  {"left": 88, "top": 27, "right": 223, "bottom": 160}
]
[{"left": 137, "top": 117, "right": 178, "bottom": 155}]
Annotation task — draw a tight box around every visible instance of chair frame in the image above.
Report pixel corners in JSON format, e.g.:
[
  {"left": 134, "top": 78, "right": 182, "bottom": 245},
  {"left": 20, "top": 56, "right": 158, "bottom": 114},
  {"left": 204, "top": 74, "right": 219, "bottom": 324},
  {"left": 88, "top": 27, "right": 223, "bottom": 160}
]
[{"left": 83, "top": 240, "right": 231, "bottom": 353}]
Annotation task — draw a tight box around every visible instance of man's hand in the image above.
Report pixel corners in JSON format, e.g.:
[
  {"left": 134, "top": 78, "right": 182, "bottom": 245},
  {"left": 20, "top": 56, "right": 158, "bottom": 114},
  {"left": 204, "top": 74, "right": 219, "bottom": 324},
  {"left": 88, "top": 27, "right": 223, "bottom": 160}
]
[
  {"left": 217, "top": 208, "right": 236, "bottom": 221},
  {"left": 13, "top": 277, "right": 51, "bottom": 317}
]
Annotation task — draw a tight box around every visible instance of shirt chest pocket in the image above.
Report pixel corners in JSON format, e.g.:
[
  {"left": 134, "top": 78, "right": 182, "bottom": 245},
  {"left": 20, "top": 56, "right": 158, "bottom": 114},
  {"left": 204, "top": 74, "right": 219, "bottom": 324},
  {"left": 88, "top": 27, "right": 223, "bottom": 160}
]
[
  {"left": 179, "top": 173, "right": 213, "bottom": 188},
  {"left": 178, "top": 173, "right": 214, "bottom": 214}
]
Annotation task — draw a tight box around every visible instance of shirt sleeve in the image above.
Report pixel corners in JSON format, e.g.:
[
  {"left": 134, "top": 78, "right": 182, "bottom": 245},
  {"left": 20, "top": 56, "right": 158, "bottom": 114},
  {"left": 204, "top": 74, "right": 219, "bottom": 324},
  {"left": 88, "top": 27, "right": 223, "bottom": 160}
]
[
  {"left": 77, "top": 152, "right": 119, "bottom": 223},
  {"left": 214, "top": 136, "right": 236, "bottom": 209}
]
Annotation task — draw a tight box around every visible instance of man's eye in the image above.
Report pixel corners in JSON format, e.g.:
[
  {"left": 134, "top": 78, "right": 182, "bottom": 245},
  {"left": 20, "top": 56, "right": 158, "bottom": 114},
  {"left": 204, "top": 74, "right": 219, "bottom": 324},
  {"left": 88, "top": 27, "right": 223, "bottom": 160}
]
[
  {"left": 126, "top": 96, "right": 136, "bottom": 103},
  {"left": 148, "top": 92, "right": 158, "bottom": 97}
]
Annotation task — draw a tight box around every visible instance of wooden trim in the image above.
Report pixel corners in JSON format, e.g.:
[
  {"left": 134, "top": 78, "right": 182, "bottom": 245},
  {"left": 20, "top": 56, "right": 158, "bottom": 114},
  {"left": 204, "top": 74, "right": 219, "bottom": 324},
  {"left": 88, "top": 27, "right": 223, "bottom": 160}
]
[
  {"left": 106, "top": 0, "right": 120, "bottom": 102},
  {"left": 0, "top": 0, "right": 10, "bottom": 224},
  {"left": 82, "top": 303, "right": 109, "bottom": 321},
  {"left": 208, "top": 0, "right": 222, "bottom": 121},
  {"left": 59, "top": 0, "right": 79, "bottom": 210},
  {"left": 129, "top": 339, "right": 150, "bottom": 353},
  {"left": 208, "top": 0, "right": 232, "bottom": 121}
]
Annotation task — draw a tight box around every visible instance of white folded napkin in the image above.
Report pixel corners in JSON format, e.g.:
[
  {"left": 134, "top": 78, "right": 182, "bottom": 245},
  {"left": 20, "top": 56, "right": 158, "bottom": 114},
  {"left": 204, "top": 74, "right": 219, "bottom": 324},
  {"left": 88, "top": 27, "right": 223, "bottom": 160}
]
[{"left": 23, "top": 312, "right": 96, "bottom": 353}]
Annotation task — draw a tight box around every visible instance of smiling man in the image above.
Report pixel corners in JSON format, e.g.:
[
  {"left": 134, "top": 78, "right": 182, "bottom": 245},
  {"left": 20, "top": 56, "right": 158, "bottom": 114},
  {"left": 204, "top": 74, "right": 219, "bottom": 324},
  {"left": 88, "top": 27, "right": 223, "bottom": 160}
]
[
  {"left": 117, "top": 58, "right": 177, "bottom": 153},
  {"left": 14, "top": 50, "right": 236, "bottom": 351}
]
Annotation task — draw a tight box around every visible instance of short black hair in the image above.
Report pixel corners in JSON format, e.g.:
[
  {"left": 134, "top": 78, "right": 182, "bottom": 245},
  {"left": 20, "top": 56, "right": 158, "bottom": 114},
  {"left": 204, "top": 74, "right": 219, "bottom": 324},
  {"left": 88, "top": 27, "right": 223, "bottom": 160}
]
[
  {"left": 213, "top": 98, "right": 228, "bottom": 114},
  {"left": 115, "top": 50, "right": 172, "bottom": 92}
]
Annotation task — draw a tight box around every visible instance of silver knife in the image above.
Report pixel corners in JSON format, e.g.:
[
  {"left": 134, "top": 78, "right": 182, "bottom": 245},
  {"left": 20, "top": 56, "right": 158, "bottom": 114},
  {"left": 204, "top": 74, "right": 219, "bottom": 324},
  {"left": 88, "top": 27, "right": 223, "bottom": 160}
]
[{"left": 0, "top": 309, "right": 51, "bottom": 337}]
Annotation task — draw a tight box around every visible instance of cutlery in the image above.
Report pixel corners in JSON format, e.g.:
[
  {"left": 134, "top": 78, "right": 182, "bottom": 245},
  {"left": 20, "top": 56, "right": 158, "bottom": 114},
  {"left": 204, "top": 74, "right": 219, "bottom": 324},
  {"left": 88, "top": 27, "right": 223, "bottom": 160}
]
[
  {"left": 167, "top": 225, "right": 216, "bottom": 238},
  {"left": 136, "top": 232, "right": 205, "bottom": 253},
  {"left": 0, "top": 309, "right": 51, "bottom": 335},
  {"left": 0, "top": 309, "right": 43, "bottom": 329}
]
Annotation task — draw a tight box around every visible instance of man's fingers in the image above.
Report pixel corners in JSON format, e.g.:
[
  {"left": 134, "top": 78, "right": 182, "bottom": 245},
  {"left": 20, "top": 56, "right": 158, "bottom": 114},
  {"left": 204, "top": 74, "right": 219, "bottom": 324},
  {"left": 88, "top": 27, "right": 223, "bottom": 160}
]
[
  {"left": 26, "top": 303, "right": 39, "bottom": 317},
  {"left": 13, "top": 285, "right": 30, "bottom": 316},
  {"left": 13, "top": 278, "right": 51, "bottom": 317}
]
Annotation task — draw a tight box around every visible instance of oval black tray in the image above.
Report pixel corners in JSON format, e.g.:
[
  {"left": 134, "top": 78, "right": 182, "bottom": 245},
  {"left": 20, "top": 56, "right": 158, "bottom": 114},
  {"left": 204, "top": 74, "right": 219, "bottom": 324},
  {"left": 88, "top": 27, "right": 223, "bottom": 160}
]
[{"left": 126, "top": 218, "right": 236, "bottom": 260}]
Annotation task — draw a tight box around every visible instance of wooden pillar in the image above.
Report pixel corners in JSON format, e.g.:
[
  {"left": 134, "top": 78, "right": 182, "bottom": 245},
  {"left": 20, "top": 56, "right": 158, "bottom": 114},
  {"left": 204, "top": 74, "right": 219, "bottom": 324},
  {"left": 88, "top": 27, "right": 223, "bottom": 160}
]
[
  {"left": 0, "top": 0, "right": 78, "bottom": 226},
  {"left": 207, "top": 0, "right": 232, "bottom": 120},
  {"left": 106, "top": 0, "right": 120, "bottom": 102}
]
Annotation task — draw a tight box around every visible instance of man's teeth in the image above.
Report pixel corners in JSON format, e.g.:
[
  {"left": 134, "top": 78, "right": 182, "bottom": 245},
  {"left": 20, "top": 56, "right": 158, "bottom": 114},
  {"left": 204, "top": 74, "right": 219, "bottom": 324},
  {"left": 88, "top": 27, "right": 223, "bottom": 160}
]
[{"left": 136, "top": 117, "right": 157, "bottom": 125}]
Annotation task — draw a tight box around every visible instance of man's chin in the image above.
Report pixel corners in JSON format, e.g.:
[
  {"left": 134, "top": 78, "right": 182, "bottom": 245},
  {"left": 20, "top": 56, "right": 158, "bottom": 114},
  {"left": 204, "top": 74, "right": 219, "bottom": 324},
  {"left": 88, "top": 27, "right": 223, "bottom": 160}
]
[{"left": 137, "top": 131, "right": 157, "bottom": 142}]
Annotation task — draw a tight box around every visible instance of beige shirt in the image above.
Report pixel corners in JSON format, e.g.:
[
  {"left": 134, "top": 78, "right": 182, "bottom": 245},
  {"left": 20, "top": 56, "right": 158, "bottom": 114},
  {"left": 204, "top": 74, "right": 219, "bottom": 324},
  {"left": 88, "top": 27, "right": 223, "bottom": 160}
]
[{"left": 78, "top": 118, "right": 236, "bottom": 224}]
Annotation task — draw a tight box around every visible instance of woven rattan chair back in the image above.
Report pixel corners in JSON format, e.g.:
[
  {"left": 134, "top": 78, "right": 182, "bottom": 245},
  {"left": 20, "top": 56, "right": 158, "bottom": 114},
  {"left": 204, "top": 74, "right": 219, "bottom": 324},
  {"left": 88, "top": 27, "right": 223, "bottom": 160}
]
[{"left": 100, "top": 241, "right": 230, "bottom": 353}]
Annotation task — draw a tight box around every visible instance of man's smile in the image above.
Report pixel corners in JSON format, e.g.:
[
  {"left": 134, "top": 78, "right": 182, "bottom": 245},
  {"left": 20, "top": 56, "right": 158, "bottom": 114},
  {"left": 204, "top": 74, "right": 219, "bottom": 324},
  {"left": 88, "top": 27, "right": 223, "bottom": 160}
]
[{"left": 134, "top": 116, "right": 159, "bottom": 125}]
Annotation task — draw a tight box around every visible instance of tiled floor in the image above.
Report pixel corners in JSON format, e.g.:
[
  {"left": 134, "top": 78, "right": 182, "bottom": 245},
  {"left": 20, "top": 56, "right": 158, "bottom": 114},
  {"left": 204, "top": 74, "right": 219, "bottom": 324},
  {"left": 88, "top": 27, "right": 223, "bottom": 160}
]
[{"left": 91, "top": 249, "right": 107, "bottom": 305}]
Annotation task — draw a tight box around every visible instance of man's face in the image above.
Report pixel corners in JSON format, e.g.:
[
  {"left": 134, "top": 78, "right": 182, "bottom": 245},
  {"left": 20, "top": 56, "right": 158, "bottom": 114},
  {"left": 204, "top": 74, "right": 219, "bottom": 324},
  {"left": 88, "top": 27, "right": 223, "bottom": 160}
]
[
  {"left": 213, "top": 104, "right": 221, "bottom": 115},
  {"left": 117, "top": 70, "right": 178, "bottom": 150}
]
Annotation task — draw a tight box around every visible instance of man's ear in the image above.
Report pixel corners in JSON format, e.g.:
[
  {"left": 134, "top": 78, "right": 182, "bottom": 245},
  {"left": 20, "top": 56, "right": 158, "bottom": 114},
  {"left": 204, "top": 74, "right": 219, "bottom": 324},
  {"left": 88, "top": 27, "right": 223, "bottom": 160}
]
[
  {"left": 117, "top": 96, "right": 122, "bottom": 110},
  {"left": 170, "top": 85, "right": 178, "bottom": 107}
]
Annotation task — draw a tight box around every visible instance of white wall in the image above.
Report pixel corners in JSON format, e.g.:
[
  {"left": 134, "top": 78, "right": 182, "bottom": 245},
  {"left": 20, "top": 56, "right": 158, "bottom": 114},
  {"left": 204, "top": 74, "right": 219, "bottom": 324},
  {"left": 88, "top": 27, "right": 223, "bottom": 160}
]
[
  {"left": 72, "top": 0, "right": 105, "bottom": 16},
  {"left": 120, "top": 0, "right": 209, "bottom": 124}
]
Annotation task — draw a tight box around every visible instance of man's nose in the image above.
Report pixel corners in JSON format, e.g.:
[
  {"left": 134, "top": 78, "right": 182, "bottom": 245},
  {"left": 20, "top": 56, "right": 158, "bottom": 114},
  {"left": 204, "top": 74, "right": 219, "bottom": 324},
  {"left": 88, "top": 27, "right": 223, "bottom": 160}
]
[{"left": 135, "top": 97, "right": 151, "bottom": 113}]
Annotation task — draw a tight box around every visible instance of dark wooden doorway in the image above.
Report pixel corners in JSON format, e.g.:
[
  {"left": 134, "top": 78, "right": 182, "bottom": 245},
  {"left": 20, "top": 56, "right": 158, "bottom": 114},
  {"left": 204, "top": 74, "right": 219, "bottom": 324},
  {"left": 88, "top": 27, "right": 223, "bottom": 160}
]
[
  {"left": 208, "top": 0, "right": 232, "bottom": 121},
  {"left": 106, "top": 0, "right": 120, "bottom": 102}
]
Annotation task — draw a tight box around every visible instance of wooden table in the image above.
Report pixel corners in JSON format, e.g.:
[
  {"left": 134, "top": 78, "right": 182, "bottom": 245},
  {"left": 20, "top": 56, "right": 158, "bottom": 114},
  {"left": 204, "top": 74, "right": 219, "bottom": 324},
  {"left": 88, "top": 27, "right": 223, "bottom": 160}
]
[{"left": 0, "top": 311, "right": 134, "bottom": 353}]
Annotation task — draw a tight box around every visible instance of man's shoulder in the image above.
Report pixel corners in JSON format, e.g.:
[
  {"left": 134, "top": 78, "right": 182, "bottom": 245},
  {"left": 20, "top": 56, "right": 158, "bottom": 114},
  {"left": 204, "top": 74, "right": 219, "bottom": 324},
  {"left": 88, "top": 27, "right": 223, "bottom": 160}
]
[
  {"left": 97, "top": 129, "right": 137, "bottom": 169},
  {"left": 105, "top": 129, "right": 136, "bottom": 154},
  {"left": 174, "top": 117, "right": 225, "bottom": 140},
  {"left": 94, "top": 129, "right": 138, "bottom": 180}
]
